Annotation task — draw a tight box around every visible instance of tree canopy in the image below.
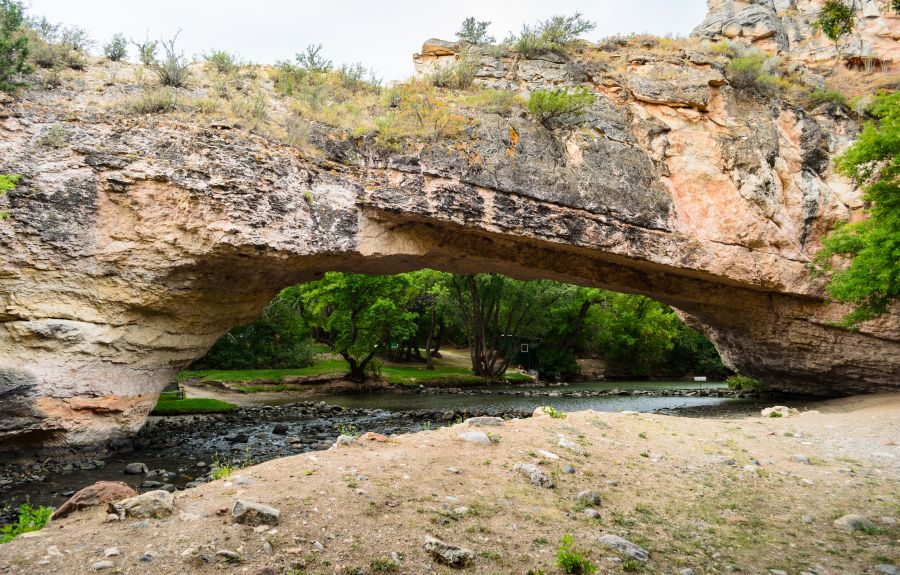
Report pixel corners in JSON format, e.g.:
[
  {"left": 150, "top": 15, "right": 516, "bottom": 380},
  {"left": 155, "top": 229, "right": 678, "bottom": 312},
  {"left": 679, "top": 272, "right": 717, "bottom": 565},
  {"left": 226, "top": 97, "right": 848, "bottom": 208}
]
[{"left": 815, "top": 92, "right": 899, "bottom": 326}]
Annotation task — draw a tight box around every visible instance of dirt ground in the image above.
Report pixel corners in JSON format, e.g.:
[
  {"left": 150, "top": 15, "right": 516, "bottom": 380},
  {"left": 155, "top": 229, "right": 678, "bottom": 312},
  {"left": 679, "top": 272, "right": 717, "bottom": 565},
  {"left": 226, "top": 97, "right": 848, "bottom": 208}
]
[{"left": 1, "top": 394, "right": 897, "bottom": 575}]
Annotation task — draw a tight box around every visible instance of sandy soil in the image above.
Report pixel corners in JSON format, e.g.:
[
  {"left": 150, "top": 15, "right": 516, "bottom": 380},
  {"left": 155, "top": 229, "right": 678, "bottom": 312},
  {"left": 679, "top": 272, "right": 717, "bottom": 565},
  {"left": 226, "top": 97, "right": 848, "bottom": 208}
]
[{"left": 1, "top": 395, "right": 897, "bottom": 575}]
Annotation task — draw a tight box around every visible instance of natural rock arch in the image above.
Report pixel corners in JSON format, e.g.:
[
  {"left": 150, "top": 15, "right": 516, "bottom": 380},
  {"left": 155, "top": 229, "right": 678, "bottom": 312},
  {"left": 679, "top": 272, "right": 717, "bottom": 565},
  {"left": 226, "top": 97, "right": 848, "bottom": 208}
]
[{"left": 1, "top": 1, "right": 899, "bottom": 452}]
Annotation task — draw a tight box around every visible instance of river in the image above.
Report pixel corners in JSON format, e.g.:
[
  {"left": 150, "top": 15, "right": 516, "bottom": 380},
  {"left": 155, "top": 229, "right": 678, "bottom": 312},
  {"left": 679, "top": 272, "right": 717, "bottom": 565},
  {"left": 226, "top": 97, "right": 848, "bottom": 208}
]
[{"left": 0, "top": 380, "right": 764, "bottom": 525}]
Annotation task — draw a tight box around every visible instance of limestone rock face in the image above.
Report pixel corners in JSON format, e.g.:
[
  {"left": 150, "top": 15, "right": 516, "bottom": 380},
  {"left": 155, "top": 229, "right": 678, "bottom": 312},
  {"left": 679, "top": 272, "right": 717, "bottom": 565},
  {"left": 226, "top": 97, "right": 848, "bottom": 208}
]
[
  {"left": 694, "top": 0, "right": 900, "bottom": 63},
  {"left": 0, "top": 7, "right": 899, "bottom": 454}
]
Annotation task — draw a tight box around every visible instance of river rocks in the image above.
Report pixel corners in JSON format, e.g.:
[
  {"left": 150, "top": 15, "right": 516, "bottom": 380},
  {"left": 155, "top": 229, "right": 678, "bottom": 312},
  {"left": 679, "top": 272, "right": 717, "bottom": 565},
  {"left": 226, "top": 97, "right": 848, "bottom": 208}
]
[
  {"left": 108, "top": 490, "right": 174, "bottom": 519},
  {"left": 271, "top": 424, "right": 289, "bottom": 435},
  {"left": 597, "top": 534, "right": 650, "bottom": 561},
  {"left": 464, "top": 416, "right": 504, "bottom": 427},
  {"left": 231, "top": 500, "right": 280, "bottom": 526},
  {"left": 833, "top": 514, "right": 876, "bottom": 532},
  {"left": 423, "top": 535, "right": 474, "bottom": 567},
  {"left": 124, "top": 462, "right": 148, "bottom": 474},
  {"left": 51, "top": 481, "right": 137, "bottom": 520},
  {"left": 332, "top": 435, "right": 357, "bottom": 448},
  {"left": 513, "top": 463, "right": 554, "bottom": 488},
  {"left": 457, "top": 431, "right": 492, "bottom": 446}
]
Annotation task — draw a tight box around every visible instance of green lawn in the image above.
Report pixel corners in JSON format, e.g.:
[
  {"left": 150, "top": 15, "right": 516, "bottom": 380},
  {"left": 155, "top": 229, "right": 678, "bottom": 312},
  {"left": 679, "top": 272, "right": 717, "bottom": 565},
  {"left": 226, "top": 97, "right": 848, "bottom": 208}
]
[
  {"left": 179, "top": 357, "right": 532, "bottom": 391},
  {"left": 177, "top": 359, "right": 348, "bottom": 383},
  {"left": 151, "top": 397, "right": 237, "bottom": 416}
]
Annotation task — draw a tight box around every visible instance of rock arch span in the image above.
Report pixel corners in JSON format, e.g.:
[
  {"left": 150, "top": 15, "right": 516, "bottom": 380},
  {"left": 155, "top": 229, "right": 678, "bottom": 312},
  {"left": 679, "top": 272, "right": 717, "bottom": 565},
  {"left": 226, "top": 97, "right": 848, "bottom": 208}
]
[{"left": 2, "top": 1, "right": 899, "bottom": 451}]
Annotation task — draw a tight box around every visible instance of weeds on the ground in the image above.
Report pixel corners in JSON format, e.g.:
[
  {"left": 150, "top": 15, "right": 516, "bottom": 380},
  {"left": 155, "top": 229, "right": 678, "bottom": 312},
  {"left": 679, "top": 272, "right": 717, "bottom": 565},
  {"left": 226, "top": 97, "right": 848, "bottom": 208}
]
[
  {"left": 1, "top": 504, "right": 53, "bottom": 543},
  {"left": 556, "top": 535, "right": 596, "bottom": 574}
]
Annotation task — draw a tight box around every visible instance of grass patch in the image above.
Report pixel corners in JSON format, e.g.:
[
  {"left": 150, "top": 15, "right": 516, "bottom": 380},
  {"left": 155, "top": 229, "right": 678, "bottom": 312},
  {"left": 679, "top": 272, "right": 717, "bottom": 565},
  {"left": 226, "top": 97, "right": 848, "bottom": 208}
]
[
  {"left": 181, "top": 358, "right": 532, "bottom": 389},
  {"left": 150, "top": 397, "right": 237, "bottom": 415}
]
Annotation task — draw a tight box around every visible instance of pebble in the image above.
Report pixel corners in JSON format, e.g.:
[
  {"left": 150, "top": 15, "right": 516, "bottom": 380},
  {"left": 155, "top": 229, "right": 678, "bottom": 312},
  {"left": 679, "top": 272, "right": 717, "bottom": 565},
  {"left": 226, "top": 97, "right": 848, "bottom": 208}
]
[
  {"left": 875, "top": 565, "right": 899, "bottom": 575},
  {"left": 123, "top": 462, "right": 147, "bottom": 475},
  {"left": 139, "top": 552, "right": 154, "bottom": 562},
  {"left": 833, "top": 514, "right": 876, "bottom": 532},
  {"left": 457, "top": 431, "right": 492, "bottom": 446},
  {"left": 313, "top": 541, "right": 325, "bottom": 551},
  {"left": 232, "top": 500, "right": 280, "bottom": 526},
  {"left": 423, "top": 535, "right": 474, "bottom": 567},
  {"left": 446, "top": 467, "right": 460, "bottom": 474},
  {"left": 562, "top": 464, "right": 575, "bottom": 474},
  {"left": 790, "top": 454, "right": 811, "bottom": 464},
  {"left": 103, "top": 548, "right": 119, "bottom": 557},
  {"left": 678, "top": 569, "right": 695, "bottom": 575},
  {"left": 217, "top": 550, "right": 241, "bottom": 561},
  {"left": 537, "top": 450, "right": 559, "bottom": 460},
  {"left": 577, "top": 491, "right": 602, "bottom": 506},
  {"left": 583, "top": 508, "right": 601, "bottom": 519},
  {"left": 769, "top": 570, "right": 788, "bottom": 575},
  {"left": 91, "top": 560, "right": 114, "bottom": 571},
  {"left": 597, "top": 534, "right": 649, "bottom": 561},
  {"left": 513, "top": 463, "right": 554, "bottom": 488}
]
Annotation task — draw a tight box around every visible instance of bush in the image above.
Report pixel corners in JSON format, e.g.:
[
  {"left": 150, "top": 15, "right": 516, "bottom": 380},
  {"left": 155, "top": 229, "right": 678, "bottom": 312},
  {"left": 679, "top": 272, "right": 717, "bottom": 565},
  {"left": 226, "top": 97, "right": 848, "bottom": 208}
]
[
  {"left": 815, "top": 0, "right": 854, "bottom": 42},
  {"left": 527, "top": 86, "right": 594, "bottom": 127},
  {"left": 1, "top": 504, "right": 52, "bottom": 543},
  {"left": 295, "top": 43, "right": 331, "bottom": 73},
  {"left": 430, "top": 57, "right": 477, "bottom": 90},
  {"left": 509, "top": 13, "right": 596, "bottom": 57},
  {"left": 725, "top": 374, "right": 766, "bottom": 392},
  {"left": 457, "top": 17, "right": 494, "bottom": 44},
  {"left": 556, "top": 535, "right": 596, "bottom": 575},
  {"left": 103, "top": 33, "right": 127, "bottom": 61},
  {"left": 204, "top": 49, "right": 239, "bottom": 74},
  {"left": 131, "top": 35, "right": 157, "bottom": 66},
  {"left": 808, "top": 89, "right": 847, "bottom": 107},
  {"left": 0, "top": 173, "right": 19, "bottom": 219},
  {"left": 150, "top": 32, "right": 190, "bottom": 87},
  {"left": 37, "top": 122, "right": 68, "bottom": 148},
  {"left": 128, "top": 87, "right": 179, "bottom": 114},
  {"left": 0, "top": 0, "right": 31, "bottom": 92}
]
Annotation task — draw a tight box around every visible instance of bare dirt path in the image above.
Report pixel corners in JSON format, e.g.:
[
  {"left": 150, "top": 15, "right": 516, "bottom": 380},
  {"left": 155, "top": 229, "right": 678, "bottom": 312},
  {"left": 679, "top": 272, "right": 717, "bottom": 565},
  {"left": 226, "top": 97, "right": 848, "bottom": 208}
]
[{"left": 1, "top": 395, "right": 897, "bottom": 575}]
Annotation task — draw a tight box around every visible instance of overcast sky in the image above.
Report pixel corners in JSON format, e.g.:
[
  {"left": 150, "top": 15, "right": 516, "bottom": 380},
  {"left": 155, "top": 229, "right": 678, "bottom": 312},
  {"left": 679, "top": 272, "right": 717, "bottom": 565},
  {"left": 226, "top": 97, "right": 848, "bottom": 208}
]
[{"left": 25, "top": 0, "right": 708, "bottom": 81}]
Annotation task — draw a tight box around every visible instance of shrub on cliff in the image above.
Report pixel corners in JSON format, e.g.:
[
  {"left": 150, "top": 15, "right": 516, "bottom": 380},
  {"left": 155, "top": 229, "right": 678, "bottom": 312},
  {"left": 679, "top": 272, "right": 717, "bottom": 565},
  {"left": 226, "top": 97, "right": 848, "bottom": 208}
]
[
  {"left": 527, "top": 86, "right": 594, "bottom": 128},
  {"left": 457, "top": 17, "right": 494, "bottom": 44},
  {"left": 509, "top": 13, "right": 596, "bottom": 57},
  {"left": 204, "top": 49, "right": 239, "bottom": 74},
  {"left": 0, "top": 173, "right": 19, "bottom": 219},
  {"left": 150, "top": 32, "right": 190, "bottom": 87},
  {"left": 815, "top": 92, "right": 900, "bottom": 326},
  {"left": 103, "top": 33, "right": 128, "bottom": 62},
  {"left": 131, "top": 35, "right": 158, "bottom": 66},
  {"left": 430, "top": 57, "right": 477, "bottom": 90},
  {"left": 0, "top": 0, "right": 31, "bottom": 92}
]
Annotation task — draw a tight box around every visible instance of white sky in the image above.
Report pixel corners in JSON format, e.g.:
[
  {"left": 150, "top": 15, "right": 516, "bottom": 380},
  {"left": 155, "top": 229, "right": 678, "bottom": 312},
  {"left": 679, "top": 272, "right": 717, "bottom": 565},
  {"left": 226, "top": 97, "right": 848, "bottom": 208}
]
[{"left": 24, "top": 0, "right": 708, "bottom": 81}]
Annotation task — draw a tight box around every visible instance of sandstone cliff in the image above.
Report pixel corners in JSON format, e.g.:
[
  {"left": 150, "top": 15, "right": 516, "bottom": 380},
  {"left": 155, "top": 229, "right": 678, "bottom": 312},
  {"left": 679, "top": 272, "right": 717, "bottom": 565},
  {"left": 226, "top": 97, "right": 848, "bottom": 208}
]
[{"left": 0, "top": 1, "right": 898, "bottom": 453}]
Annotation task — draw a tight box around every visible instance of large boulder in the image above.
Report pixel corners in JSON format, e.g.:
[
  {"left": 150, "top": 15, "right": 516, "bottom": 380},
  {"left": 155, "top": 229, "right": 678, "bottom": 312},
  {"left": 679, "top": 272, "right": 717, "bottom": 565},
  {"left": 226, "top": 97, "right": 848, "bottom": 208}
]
[
  {"left": 51, "top": 481, "right": 136, "bottom": 520},
  {"left": 108, "top": 490, "right": 174, "bottom": 519},
  {"left": 626, "top": 59, "right": 725, "bottom": 110}
]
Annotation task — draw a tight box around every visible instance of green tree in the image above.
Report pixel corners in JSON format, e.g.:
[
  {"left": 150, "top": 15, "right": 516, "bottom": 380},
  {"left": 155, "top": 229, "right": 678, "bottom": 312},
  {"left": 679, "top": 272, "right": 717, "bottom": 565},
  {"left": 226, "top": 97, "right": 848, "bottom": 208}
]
[
  {"left": 295, "top": 43, "right": 332, "bottom": 73},
  {"left": 815, "top": 92, "right": 899, "bottom": 326},
  {"left": 300, "top": 273, "right": 417, "bottom": 382},
  {"left": 508, "top": 12, "right": 596, "bottom": 56},
  {"left": 450, "top": 274, "right": 571, "bottom": 378},
  {"left": 587, "top": 293, "right": 681, "bottom": 377},
  {"left": 0, "top": 0, "right": 31, "bottom": 92},
  {"left": 815, "top": 0, "right": 855, "bottom": 42},
  {"left": 191, "top": 290, "right": 314, "bottom": 370},
  {"left": 103, "top": 33, "right": 128, "bottom": 61},
  {"left": 456, "top": 17, "right": 494, "bottom": 44}
]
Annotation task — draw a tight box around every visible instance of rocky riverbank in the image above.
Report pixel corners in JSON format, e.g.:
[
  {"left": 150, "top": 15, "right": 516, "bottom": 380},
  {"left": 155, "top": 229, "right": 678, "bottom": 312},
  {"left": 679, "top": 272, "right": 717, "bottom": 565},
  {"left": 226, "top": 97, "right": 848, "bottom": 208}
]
[{"left": 0, "top": 394, "right": 897, "bottom": 574}]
